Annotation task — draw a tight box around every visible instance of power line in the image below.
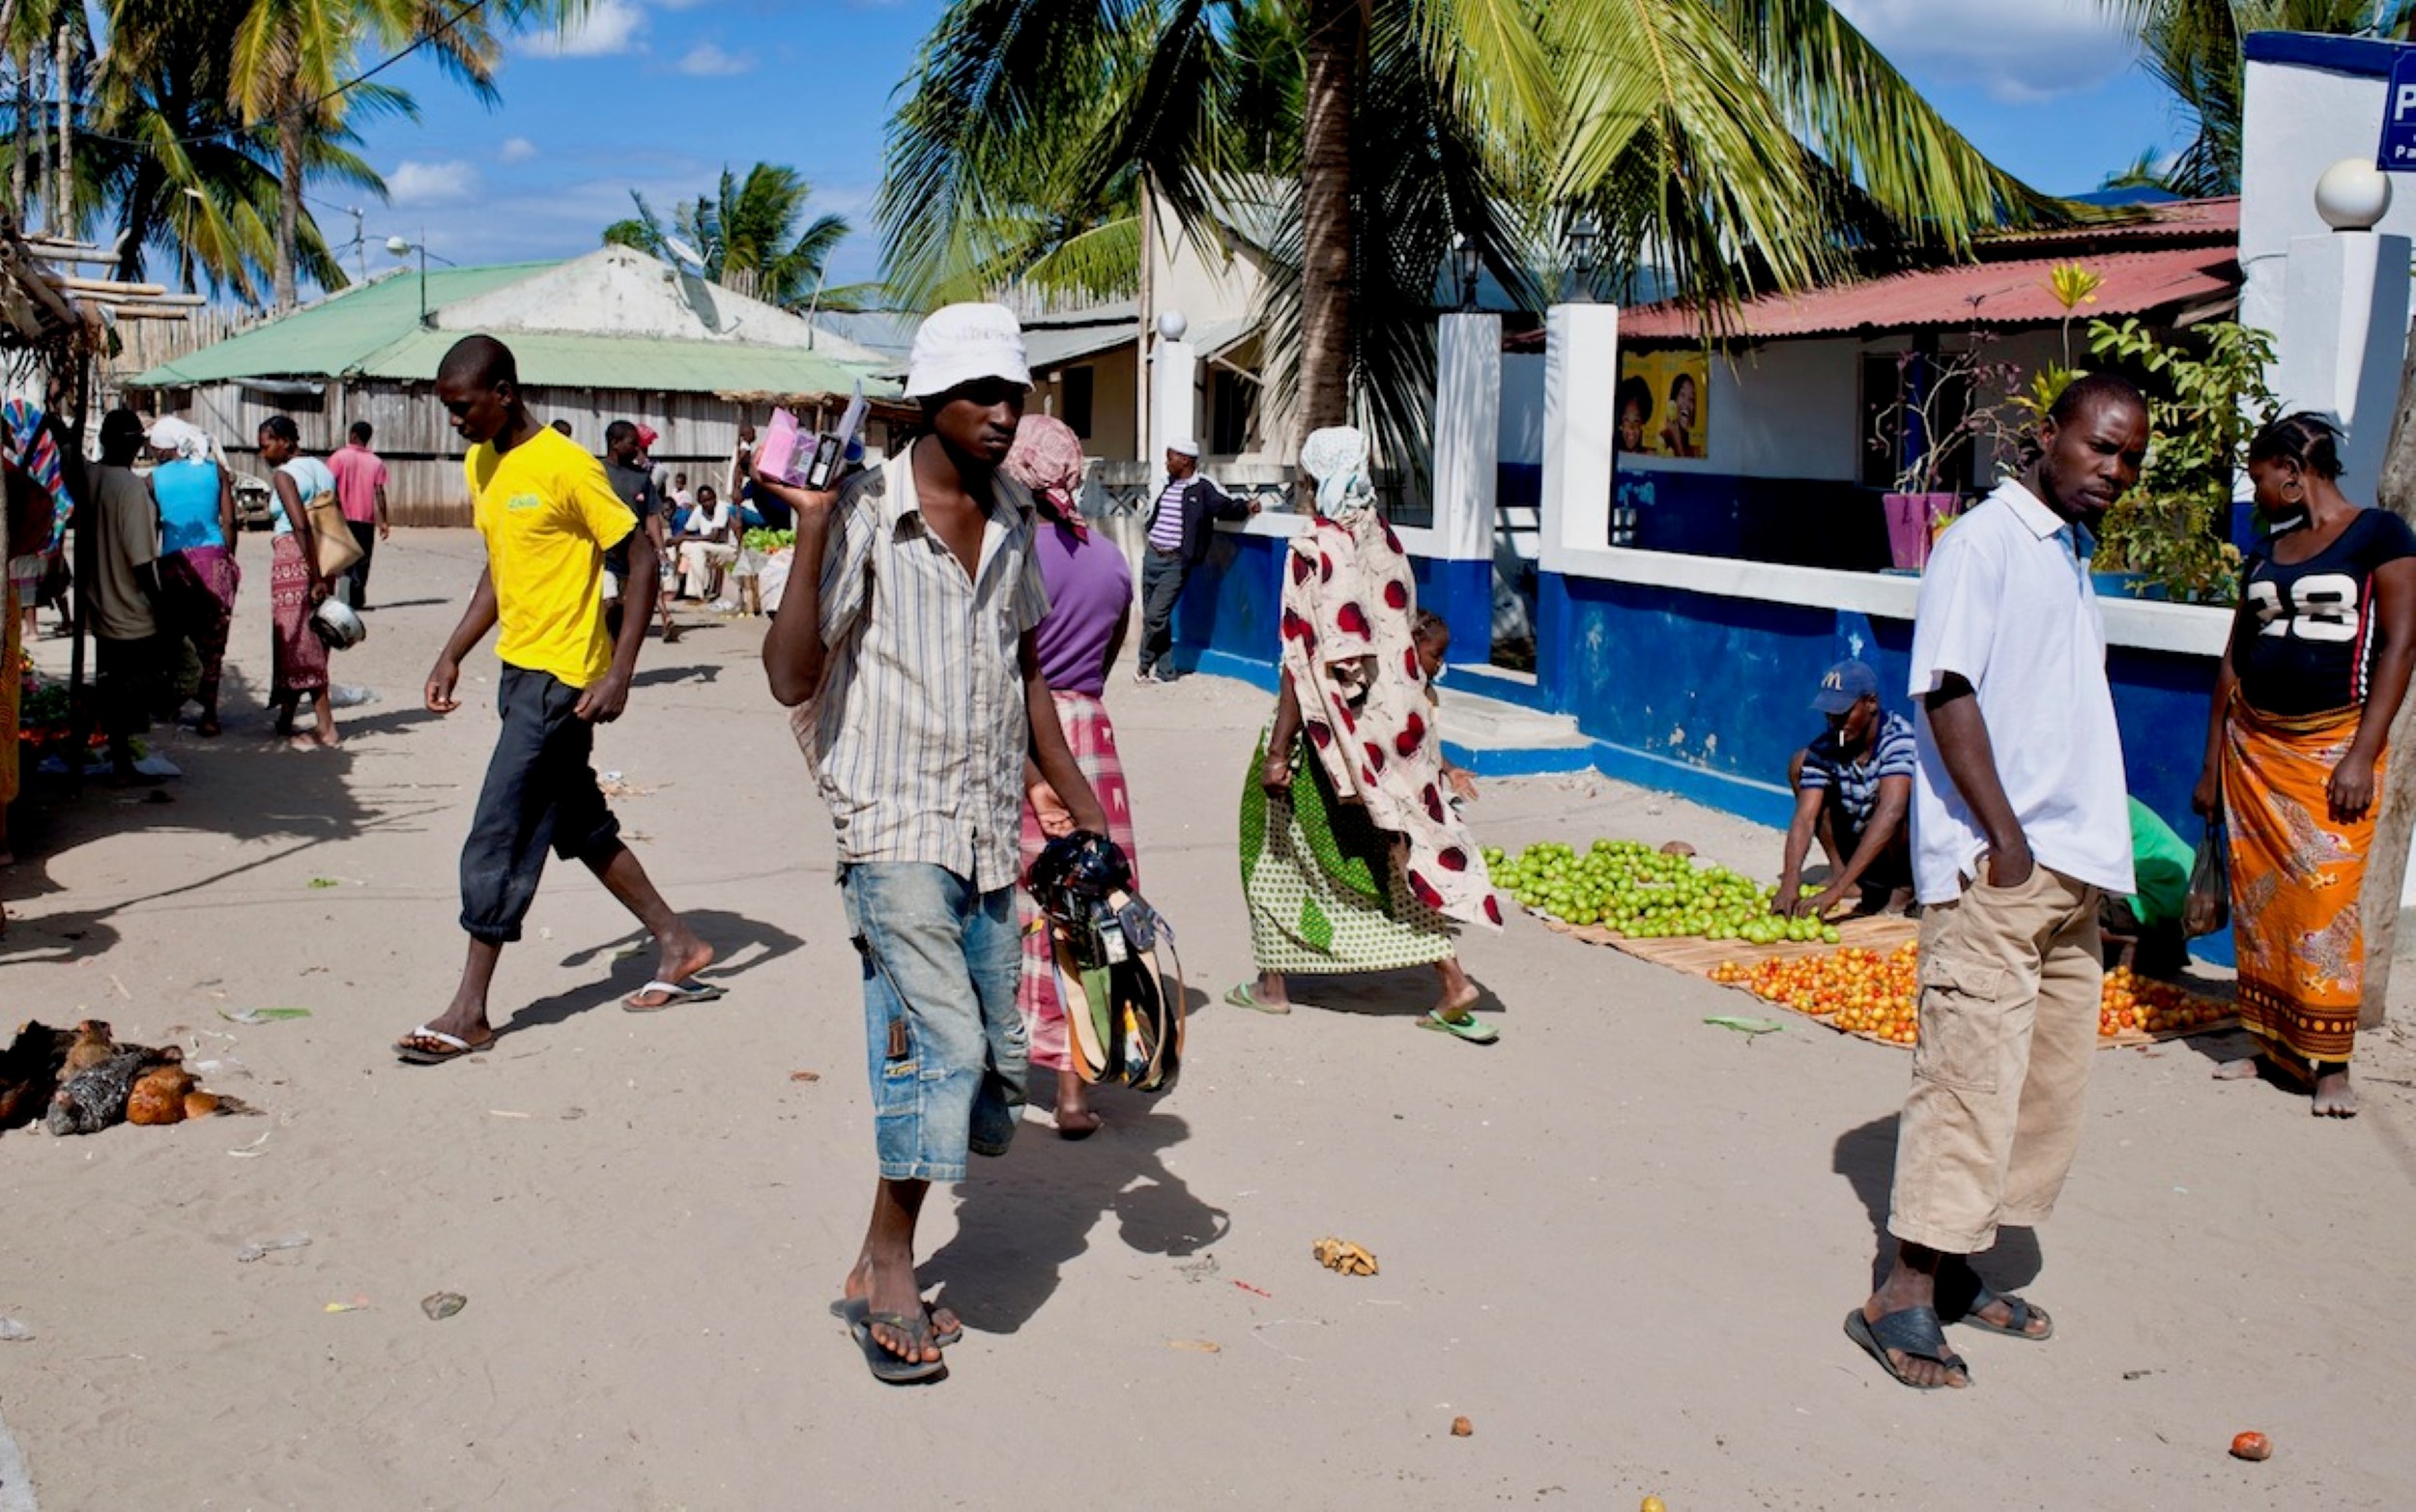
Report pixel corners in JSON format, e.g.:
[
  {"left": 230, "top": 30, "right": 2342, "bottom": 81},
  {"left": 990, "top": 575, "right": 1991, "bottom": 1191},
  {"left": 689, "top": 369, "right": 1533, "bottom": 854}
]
[{"left": 21, "top": 0, "right": 501, "bottom": 153}]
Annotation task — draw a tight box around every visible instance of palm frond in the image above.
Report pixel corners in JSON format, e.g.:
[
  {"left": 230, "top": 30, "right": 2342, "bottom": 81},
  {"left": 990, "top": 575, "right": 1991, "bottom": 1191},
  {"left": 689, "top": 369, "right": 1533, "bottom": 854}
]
[
  {"left": 1716, "top": 0, "right": 2063, "bottom": 245},
  {"left": 877, "top": 0, "right": 1153, "bottom": 302},
  {"left": 1020, "top": 214, "right": 1143, "bottom": 302}
]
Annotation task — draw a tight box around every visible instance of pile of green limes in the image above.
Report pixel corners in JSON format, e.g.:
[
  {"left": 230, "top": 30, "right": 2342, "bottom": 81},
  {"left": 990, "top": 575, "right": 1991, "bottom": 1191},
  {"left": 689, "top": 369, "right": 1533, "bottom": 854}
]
[{"left": 1481, "top": 839, "right": 1841, "bottom": 945}]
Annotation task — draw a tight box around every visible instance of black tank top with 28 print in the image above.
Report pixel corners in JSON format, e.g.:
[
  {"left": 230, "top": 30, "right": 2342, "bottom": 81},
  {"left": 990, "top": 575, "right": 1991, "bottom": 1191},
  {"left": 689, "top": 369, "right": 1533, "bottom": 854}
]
[{"left": 2234, "top": 507, "right": 2416, "bottom": 716}]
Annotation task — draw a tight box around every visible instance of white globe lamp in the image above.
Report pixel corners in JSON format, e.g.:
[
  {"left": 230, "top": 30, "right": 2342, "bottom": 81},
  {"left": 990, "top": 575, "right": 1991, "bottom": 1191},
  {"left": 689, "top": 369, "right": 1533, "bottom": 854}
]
[
  {"left": 1156, "top": 309, "right": 1189, "bottom": 342},
  {"left": 2315, "top": 157, "right": 2392, "bottom": 231}
]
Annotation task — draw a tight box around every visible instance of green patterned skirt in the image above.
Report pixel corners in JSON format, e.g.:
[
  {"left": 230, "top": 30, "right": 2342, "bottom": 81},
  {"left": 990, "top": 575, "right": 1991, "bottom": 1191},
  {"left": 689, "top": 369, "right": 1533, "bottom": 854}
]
[{"left": 1239, "top": 729, "right": 1453, "bottom": 975}]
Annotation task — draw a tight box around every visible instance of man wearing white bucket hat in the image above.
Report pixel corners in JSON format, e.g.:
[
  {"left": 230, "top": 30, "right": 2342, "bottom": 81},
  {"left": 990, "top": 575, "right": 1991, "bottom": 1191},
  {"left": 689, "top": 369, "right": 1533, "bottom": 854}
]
[{"left": 759, "top": 301, "right": 1115, "bottom": 1384}]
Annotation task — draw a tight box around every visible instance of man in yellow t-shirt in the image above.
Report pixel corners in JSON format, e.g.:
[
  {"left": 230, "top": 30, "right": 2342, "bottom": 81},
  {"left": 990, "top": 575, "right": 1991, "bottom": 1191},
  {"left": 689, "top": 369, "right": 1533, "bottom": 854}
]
[{"left": 394, "top": 334, "right": 718, "bottom": 1066}]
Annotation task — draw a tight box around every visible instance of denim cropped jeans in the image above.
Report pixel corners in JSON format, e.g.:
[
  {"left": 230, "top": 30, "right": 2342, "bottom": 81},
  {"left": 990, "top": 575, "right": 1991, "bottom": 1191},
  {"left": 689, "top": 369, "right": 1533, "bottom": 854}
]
[{"left": 841, "top": 862, "right": 1028, "bottom": 1183}]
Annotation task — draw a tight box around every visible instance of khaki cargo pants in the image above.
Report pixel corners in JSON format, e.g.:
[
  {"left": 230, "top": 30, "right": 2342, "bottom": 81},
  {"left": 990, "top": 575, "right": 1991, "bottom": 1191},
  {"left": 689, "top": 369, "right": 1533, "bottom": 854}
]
[{"left": 1887, "top": 865, "right": 2102, "bottom": 1255}]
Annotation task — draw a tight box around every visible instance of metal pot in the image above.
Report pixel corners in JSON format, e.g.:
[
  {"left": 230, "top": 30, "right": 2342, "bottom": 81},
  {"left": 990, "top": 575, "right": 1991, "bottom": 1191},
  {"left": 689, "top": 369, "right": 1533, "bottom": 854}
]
[{"left": 311, "top": 597, "right": 366, "bottom": 651}]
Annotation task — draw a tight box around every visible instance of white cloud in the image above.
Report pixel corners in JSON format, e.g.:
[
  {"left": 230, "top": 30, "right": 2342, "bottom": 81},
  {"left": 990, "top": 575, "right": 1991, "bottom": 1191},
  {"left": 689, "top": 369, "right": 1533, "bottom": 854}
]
[
  {"left": 1835, "top": 0, "right": 2137, "bottom": 103},
  {"left": 531, "top": 0, "right": 647, "bottom": 58},
  {"left": 500, "top": 136, "right": 540, "bottom": 164},
  {"left": 676, "top": 43, "right": 751, "bottom": 77},
  {"left": 388, "top": 159, "right": 484, "bottom": 206}
]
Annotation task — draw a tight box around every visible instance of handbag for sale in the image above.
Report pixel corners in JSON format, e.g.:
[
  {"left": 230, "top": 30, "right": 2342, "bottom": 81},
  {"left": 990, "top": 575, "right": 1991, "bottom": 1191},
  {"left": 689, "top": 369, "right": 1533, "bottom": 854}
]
[
  {"left": 1028, "top": 832, "right": 1186, "bottom": 1093},
  {"left": 302, "top": 491, "right": 362, "bottom": 578}
]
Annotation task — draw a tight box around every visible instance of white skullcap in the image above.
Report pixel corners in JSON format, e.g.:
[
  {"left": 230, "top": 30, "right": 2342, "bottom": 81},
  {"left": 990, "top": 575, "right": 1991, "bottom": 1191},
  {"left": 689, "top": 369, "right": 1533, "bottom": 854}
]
[
  {"left": 1166, "top": 438, "right": 1200, "bottom": 458},
  {"left": 905, "top": 302, "right": 1031, "bottom": 399}
]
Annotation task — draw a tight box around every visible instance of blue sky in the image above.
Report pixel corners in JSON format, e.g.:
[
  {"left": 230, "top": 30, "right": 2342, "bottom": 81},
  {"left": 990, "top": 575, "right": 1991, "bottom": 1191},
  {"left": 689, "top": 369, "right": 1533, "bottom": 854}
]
[{"left": 331, "top": 0, "right": 2189, "bottom": 298}]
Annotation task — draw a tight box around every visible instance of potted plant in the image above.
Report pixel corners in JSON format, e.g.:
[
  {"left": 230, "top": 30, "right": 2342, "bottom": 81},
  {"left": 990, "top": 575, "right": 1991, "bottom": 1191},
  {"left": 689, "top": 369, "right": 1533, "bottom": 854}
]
[
  {"left": 1869, "top": 339, "right": 2024, "bottom": 569},
  {"left": 2079, "top": 318, "right": 2276, "bottom": 604}
]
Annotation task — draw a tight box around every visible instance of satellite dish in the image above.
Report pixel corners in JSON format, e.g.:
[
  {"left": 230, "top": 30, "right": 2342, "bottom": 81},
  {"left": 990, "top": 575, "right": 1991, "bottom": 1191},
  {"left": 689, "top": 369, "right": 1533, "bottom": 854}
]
[{"left": 663, "top": 235, "right": 705, "bottom": 271}]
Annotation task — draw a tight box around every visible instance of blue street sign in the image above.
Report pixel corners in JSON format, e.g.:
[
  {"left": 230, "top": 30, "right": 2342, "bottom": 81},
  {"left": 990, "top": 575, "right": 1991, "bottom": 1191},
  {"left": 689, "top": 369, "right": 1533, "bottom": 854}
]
[{"left": 2381, "top": 49, "right": 2416, "bottom": 170}]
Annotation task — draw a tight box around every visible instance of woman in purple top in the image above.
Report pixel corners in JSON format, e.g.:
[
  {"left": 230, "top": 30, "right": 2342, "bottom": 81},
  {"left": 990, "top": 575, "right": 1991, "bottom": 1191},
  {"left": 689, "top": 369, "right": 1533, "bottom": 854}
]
[{"left": 1004, "top": 414, "right": 1136, "bottom": 1135}]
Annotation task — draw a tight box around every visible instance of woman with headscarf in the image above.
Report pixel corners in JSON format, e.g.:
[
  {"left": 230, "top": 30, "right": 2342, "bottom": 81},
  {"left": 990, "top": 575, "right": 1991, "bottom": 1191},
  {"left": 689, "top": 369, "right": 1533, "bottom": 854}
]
[
  {"left": 256, "top": 414, "right": 340, "bottom": 749},
  {"left": 1229, "top": 425, "right": 1504, "bottom": 1041},
  {"left": 1003, "top": 414, "right": 1137, "bottom": 1134},
  {"left": 147, "top": 417, "right": 241, "bottom": 736}
]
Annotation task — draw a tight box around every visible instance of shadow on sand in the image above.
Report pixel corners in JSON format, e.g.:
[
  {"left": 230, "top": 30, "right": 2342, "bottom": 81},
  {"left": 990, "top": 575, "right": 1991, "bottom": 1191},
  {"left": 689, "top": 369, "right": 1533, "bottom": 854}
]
[
  {"left": 1, "top": 669, "right": 440, "bottom": 965},
  {"left": 477, "top": 905, "right": 810, "bottom": 1037},
  {"left": 1832, "top": 1111, "right": 2043, "bottom": 1296},
  {"left": 921, "top": 1102, "right": 1229, "bottom": 1336}
]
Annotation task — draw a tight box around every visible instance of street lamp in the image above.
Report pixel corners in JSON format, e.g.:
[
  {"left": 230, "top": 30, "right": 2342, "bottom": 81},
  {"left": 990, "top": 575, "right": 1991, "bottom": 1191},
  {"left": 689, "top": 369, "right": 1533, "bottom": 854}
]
[
  {"left": 1452, "top": 235, "right": 1481, "bottom": 311},
  {"left": 1566, "top": 214, "right": 1601, "bottom": 303},
  {"left": 384, "top": 232, "right": 454, "bottom": 328}
]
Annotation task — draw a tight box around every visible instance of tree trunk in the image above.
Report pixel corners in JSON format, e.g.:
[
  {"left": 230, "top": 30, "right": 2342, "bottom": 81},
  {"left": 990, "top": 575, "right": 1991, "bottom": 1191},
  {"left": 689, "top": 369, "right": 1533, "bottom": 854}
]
[
  {"left": 51, "top": 21, "right": 68, "bottom": 235},
  {"left": 274, "top": 92, "right": 302, "bottom": 311},
  {"left": 1296, "top": 0, "right": 1358, "bottom": 450},
  {"left": 2358, "top": 333, "right": 2416, "bottom": 1031},
  {"left": 11, "top": 62, "right": 28, "bottom": 224},
  {"left": 0, "top": 2, "right": 17, "bottom": 220}
]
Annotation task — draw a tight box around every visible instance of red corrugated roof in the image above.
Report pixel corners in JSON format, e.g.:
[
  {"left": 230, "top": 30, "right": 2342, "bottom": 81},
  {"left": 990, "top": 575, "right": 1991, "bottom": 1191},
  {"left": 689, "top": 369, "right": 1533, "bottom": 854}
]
[
  {"left": 1978, "top": 196, "right": 2237, "bottom": 250},
  {"left": 1608, "top": 242, "right": 2238, "bottom": 344},
  {"left": 1508, "top": 198, "right": 2245, "bottom": 349}
]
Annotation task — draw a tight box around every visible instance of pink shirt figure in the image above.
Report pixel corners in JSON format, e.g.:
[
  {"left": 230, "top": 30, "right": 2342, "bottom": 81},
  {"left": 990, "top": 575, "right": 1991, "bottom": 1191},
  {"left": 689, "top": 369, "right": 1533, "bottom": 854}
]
[{"left": 329, "top": 442, "right": 388, "bottom": 526}]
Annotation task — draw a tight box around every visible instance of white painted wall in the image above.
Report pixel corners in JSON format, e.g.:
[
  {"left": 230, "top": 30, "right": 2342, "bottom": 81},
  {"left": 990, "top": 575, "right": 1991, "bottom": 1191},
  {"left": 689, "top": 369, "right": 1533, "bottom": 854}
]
[
  {"left": 2240, "top": 39, "right": 2416, "bottom": 351},
  {"left": 1616, "top": 337, "right": 1865, "bottom": 483}
]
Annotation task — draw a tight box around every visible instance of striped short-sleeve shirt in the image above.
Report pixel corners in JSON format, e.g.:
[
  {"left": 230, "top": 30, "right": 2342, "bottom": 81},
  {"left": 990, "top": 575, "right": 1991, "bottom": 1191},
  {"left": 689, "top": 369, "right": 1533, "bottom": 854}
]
[
  {"left": 1798, "top": 710, "right": 1916, "bottom": 831},
  {"left": 808, "top": 449, "right": 1051, "bottom": 892}
]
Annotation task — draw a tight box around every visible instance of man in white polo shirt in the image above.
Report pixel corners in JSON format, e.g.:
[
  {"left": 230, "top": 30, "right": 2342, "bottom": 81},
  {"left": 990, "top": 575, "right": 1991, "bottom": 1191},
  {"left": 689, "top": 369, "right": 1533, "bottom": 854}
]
[{"left": 1848, "top": 373, "right": 2148, "bottom": 1391}]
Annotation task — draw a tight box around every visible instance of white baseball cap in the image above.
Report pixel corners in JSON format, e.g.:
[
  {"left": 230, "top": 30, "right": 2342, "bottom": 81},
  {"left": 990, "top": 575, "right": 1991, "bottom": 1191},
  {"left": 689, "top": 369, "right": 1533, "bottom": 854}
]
[
  {"left": 905, "top": 302, "right": 1031, "bottom": 399},
  {"left": 1166, "top": 438, "right": 1200, "bottom": 458}
]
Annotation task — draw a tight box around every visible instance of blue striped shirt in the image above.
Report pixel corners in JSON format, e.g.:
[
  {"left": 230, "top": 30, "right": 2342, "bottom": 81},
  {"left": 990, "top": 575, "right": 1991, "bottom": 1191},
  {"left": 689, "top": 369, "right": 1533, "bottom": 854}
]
[
  {"left": 1800, "top": 711, "right": 1916, "bottom": 830},
  {"left": 1147, "top": 479, "right": 1187, "bottom": 551},
  {"left": 807, "top": 450, "right": 1051, "bottom": 891}
]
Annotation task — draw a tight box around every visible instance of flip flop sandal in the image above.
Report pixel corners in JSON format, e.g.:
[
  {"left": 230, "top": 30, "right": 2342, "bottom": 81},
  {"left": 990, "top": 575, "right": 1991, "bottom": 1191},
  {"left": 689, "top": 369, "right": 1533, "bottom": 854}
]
[
  {"left": 1954, "top": 1282, "right": 2054, "bottom": 1342},
  {"left": 842, "top": 1300, "right": 946, "bottom": 1385},
  {"left": 394, "top": 1026, "right": 493, "bottom": 1066},
  {"left": 623, "top": 979, "right": 727, "bottom": 1013},
  {"left": 830, "top": 1297, "right": 961, "bottom": 1348},
  {"left": 1223, "top": 983, "right": 1294, "bottom": 1015},
  {"left": 1419, "top": 1009, "right": 1500, "bottom": 1044},
  {"left": 1844, "top": 1305, "right": 1970, "bottom": 1390}
]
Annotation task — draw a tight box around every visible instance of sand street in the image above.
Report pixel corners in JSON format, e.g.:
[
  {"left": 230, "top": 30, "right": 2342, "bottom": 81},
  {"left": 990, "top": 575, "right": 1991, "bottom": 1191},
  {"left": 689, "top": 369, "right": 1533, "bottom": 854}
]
[{"left": 3, "top": 532, "right": 2413, "bottom": 1509}]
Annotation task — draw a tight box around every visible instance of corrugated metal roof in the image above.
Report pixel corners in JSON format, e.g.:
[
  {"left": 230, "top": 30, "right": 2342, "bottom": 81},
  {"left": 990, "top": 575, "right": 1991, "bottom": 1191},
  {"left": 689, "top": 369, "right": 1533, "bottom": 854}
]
[
  {"left": 316, "top": 327, "right": 888, "bottom": 395},
  {"left": 129, "top": 258, "right": 896, "bottom": 396},
  {"left": 1024, "top": 319, "right": 1139, "bottom": 371},
  {"left": 130, "top": 263, "right": 550, "bottom": 384},
  {"left": 1615, "top": 244, "right": 2238, "bottom": 343}
]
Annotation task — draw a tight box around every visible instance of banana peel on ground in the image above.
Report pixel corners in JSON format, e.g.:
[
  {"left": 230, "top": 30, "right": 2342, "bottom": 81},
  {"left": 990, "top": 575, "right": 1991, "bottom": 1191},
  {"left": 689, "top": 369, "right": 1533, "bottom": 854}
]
[{"left": 1312, "top": 1237, "right": 1379, "bottom": 1277}]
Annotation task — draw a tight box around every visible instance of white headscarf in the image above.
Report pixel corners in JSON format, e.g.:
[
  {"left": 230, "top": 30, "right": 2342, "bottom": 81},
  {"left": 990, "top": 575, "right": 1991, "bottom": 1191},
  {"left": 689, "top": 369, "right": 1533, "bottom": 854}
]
[
  {"left": 1300, "top": 425, "right": 1374, "bottom": 522},
  {"left": 146, "top": 416, "right": 212, "bottom": 462}
]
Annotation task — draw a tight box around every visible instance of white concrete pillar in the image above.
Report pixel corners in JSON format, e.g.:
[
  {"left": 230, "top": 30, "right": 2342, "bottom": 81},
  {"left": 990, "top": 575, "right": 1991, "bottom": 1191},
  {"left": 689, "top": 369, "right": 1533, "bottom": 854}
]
[
  {"left": 1538, "top": 302, "right": 1621, "bottom": 575},
  {"left": 2274, "top": 228, "right": 2413, "bottom": 494},
  {"left": 1147, "top": 316, "right": 1199, "bottom": 485},
  {"left": 1431, "top": 312, "right": 1502, "bottom": 561}
]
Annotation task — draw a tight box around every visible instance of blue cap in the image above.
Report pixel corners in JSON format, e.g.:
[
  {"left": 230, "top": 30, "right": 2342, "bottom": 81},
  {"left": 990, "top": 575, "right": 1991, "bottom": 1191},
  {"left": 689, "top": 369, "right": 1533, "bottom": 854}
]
[{"left": 1812, "top": 659, "right": 1879, "bottom": 715}]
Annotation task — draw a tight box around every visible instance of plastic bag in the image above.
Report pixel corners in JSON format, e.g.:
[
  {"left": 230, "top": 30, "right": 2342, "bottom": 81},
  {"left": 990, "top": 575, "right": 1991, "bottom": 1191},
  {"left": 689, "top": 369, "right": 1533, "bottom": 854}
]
[{"left": 2183, "top": 818, "right": 2229, "bottom": 938}]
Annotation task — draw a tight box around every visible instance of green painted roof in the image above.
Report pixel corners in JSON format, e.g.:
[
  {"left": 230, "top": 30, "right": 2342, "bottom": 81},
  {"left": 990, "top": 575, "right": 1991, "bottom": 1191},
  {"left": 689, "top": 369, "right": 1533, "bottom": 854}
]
[
  {"left": 130, "top": 261, "right": 895, "bottom": 397},
  {"left": 131, "top": 263, "right": 550, "bottom": 385}
]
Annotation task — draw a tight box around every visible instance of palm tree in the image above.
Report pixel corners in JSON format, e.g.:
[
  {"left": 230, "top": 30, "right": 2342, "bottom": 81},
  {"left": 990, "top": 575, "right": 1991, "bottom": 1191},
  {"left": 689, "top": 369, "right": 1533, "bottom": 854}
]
[
  {"left": 885, "top": 0, "right": 2054, "bottom": 464},
  {"left": 229, "top": 0, "right": 593, "bottom": 310},
  {"left": 2105, "top": 2, "right": 2410, "bottom": 197},
  {"left": 90, "top": 0, "right": 384, "bottom": 300},
  {"left": 602, "top": 162, "right": 867, "bottom": 311},
  {"left": 0, "top": 0, "right": 87, "bottom": 230}
]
